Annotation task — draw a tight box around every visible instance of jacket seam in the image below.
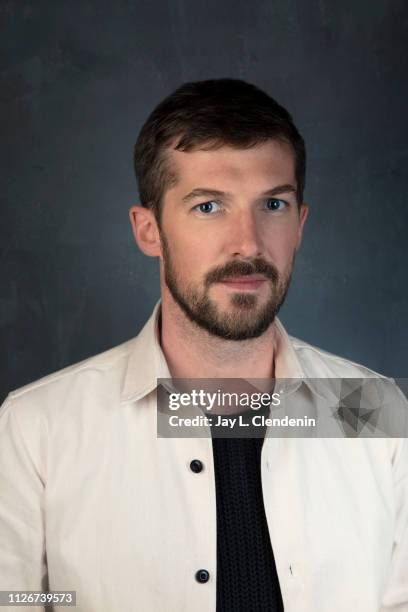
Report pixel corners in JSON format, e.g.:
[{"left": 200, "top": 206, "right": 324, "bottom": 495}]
[
  {"left": 8, "top": 349, "right": 134, "bottom": 400},
  {"left": 291, "top": 342, "right": 388, "bottom": 378}
]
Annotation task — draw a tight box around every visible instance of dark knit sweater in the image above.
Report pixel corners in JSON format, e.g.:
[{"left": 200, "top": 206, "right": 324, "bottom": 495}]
[{"left": 210, "top": 407, "right": 284, "bottom": 612}]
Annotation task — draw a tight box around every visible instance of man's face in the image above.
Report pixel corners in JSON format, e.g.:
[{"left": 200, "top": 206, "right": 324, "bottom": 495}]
[{"left": 158, "top": 139, "right": 308, "bottom": 340}]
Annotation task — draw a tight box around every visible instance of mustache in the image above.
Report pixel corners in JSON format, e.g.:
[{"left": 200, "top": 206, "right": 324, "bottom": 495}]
[{"left": 205, "top": 257, "right": 279, "bottom": 287}]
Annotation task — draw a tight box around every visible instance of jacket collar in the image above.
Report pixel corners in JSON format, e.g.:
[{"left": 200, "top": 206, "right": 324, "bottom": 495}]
[
  {"left": 121, "top": 300, "right": 170, "bottom": 403},
  {"left": 121, "top": 300, "right": 309, "bottom": 403}
]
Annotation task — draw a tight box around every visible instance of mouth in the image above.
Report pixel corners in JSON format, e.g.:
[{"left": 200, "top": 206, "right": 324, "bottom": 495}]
[{"left": 218, "top": 275, "right": 267, "bottom": 291}]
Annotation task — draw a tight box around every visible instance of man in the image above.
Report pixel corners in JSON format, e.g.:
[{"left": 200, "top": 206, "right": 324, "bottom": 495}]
[{"left": 0, "top": 79, "right": 407, "bottom": 612}]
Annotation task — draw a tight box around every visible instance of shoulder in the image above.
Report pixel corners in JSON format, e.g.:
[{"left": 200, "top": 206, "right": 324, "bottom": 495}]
[
  {"left": 289, "top": 334, "right": 408, "bottom": 463},
  {"left": 289, "top": 333, "right": 388, "bottom": 379},
  {"left": 1, "top": 336, "right": 138, "bottom": 419}
]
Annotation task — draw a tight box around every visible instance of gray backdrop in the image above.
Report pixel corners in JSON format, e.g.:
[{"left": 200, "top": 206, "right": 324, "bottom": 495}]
[{"left": 1, "top": 0, "right": 407, "bottom": 402}]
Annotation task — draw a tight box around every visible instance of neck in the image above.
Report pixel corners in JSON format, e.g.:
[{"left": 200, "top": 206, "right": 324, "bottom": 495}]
[{"left": 159, "top": 293, "right": 276, "bottom": 379}]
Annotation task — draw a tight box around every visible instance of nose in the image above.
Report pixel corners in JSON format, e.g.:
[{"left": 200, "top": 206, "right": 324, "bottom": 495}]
[{"left": 228, "top": 209, "right": 263, "bottom": 259}]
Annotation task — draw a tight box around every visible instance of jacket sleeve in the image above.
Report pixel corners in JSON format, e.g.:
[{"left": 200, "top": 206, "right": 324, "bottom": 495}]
[
  {"left": 380, "top": 434, "right": 408, "bottom": 610},
  {"left": 0, "top": 394, "right": 48, "bottom": 611}
]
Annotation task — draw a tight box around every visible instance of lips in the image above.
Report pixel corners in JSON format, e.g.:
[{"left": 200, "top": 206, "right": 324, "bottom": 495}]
[{"left": 218, "top": 276, "right": 267, "bottom": 290}]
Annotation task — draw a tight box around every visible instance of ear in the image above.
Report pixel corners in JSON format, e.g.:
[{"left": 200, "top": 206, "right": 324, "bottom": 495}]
[
  {"left": 295, "top": 202, "right": 309, "bottom": 251},
  {"left": 129, "top": 205, "right": 161, "bottom": 257}
]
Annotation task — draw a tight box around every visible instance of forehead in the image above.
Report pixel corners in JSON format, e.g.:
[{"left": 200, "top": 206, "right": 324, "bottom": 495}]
[{"left": 165, "top": 140, "right": 296, "bottom": 192}]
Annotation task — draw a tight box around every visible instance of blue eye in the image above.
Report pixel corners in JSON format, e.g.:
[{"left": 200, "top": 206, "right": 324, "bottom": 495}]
[
  {"left": 265, "top": 198, "right": 286, "bottom": 211},
  {"left": 195, "top": 201, "right": 219, "bottom": 214}
]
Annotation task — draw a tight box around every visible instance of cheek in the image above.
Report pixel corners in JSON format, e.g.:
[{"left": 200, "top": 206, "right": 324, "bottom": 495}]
[
  {"left": 163, "top": 231, "right": 209, "bottom": 281},
  {"left": 265, "top": 229, "right": 298, "bottom": 262},
  {"left": 184, "top": 250, "right": 214, "bottom": 282}
]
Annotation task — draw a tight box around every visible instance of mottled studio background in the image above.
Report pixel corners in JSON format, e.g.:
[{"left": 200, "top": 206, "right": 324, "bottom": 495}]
[{"left": 1, "top": 0, "right": 407, "bottom": 401}]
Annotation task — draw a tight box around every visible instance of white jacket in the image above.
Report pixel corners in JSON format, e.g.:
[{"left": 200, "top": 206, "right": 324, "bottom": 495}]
[{"left": 0, "top": 301, "right": 407, "bottom": 611}]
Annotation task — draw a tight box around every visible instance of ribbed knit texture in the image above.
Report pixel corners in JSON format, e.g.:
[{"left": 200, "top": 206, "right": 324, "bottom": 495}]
[{"left": 210, "top": 408, "right": 284, "bottom": 612}]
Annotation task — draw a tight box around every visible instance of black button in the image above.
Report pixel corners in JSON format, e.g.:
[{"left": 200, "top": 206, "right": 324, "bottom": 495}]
[
  {"left": 195, "top": 569, "right": 210, "bottom": 583},
  {"left": 190, "top": 459, "right": 203, "bottom": 473}
]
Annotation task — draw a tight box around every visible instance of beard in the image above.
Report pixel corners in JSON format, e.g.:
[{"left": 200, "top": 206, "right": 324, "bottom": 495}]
[{"left": 160, "top": 231, "right": 293, "bottom": 341}]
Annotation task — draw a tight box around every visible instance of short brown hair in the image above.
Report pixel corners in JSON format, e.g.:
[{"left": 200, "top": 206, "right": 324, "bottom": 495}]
[{"left": 133, "top": 78, "right": 306, "bottom": 222}]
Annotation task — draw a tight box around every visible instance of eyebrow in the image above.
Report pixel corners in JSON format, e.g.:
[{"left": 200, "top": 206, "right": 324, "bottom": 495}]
[{"left": 181, "top": 184, "right": 297, "bottom": 204}]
